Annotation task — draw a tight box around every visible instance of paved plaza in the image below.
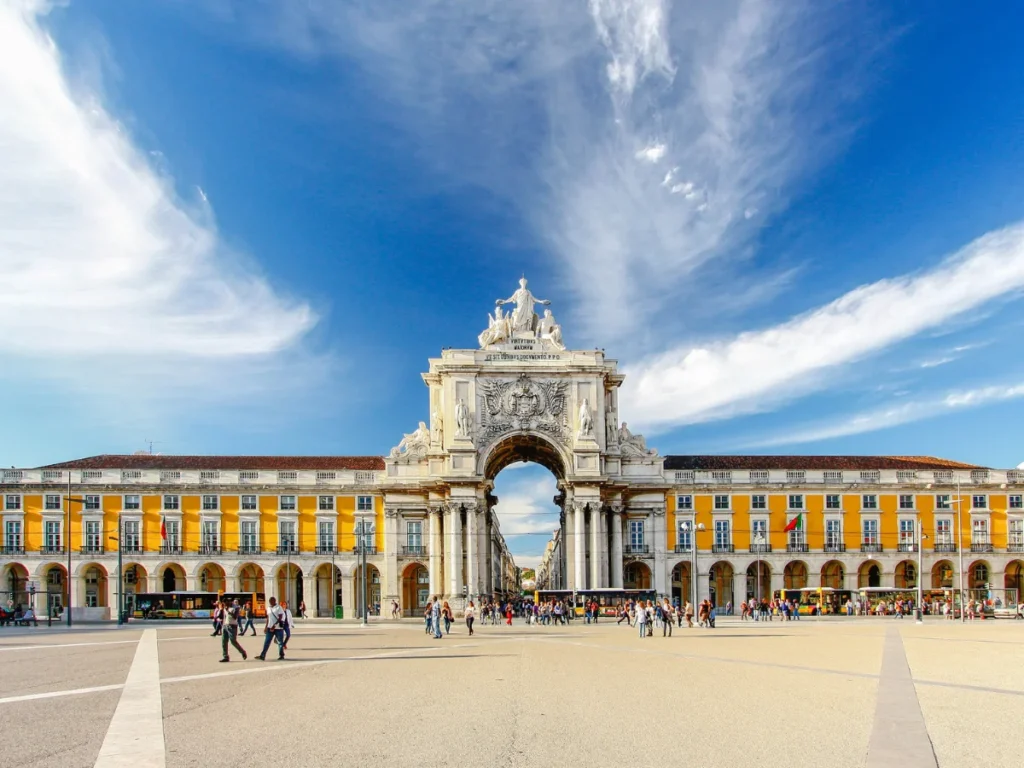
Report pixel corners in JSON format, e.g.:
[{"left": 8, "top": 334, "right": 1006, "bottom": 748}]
[{"left": 0, "top": 616, "right": 1022, "bottom": 768}]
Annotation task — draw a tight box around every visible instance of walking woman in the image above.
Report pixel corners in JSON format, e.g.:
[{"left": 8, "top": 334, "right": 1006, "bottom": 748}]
[
  {"left": 505, "top": 603, "right": 513, "bottom": 626},
  {"left": 465, "top": 600, "right": 476, "bottom": 636},
  {"left": 442, "top": 601, "right": 453, "bottom": 634},
  {"left": 424, "top": 600, "right": 433, "bottom": 634},
  {"left": 684, "top": 600, "right": 694, "bottom": 628}
]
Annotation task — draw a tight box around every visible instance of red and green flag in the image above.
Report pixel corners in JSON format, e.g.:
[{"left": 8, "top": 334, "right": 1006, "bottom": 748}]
[{"left": 784, "top": 513, "right": 803, "bottom": 532}]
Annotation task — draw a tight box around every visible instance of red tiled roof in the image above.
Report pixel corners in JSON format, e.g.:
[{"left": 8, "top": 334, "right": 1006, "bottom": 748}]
[
  {"left": 663, "top": 455, "right": 984, "bottom": 471},
  {"left": 39, "top": 455, "right": 386, "bottom": 471}
]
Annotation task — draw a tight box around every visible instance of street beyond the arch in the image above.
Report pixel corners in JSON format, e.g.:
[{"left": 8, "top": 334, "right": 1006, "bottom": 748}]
[{"left": 2, "top": 616, "right": 1022, "bottom": 768}]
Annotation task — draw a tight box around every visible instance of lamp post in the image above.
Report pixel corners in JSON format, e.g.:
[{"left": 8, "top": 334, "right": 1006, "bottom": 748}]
[
  {"left": 356, "top": 511, "right": 372, "bottom": 626},
  {"left": 64, "top": 474, "right": 89, "bottom": 628},
  {"left": 953, "top": 477, "right": 966, "bottom": 623},
  {"left": 915, "top": 507, "right": 927, "bottom": 623},
  {"left": 108, "top": 519, "right": 123, "bottom": 626},
  {"left": 753, "top": 532, "right": 766, "bottom": 604},
  {"left": 681, "top": 517, "right": 705, "bottom": 610}
]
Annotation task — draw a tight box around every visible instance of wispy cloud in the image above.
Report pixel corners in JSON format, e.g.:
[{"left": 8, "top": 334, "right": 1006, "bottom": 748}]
[
  {"left": 743, "top": 381, "right": 1024, "bottom": 448},
  {"left": 621, "top": 222, "right": 1024, "bottom": 430},
  {"left": 919, "top": 356, "right": 955, "bottom": 369},
  {"left": 0, "top": 2, "right": 320, "bottom": 402}
]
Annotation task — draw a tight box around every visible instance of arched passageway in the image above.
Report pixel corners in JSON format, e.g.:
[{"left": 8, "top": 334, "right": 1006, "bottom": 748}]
[
  {"left": 402, "top": 563, "right": 429, "bottom": 617},
  {"left": 315, "top": 563, "right": 342, "bottom": 617},
  {"left": 276, "top": 564, "right": 303, "bottom": 608},
  {"left": 161, "top": 563, "right": 186, "bottom": 592},
  {"left": 354, "top": 564, "right": 381, "bottom": 617},
  {"left": 198, "top": 563, "right": 226, "bottom": 594},
  {"left": 745, "top": 561, "right": 770, "bottom": 602},
  {"left": 895, "top": 560, "right": 917, "bottom": 589},
  {"left": 858, "top": 561, "right": 882, "bottom": 589},
  {"left": 2, "top": 562, "right": 29, "bottom": 608},
  {"left": 783, "top": 561, "right": 808, "bottom": 590},
  {"left": 43, "top": 563, "right": 68, "bottom": 616},
  {"left": 708, "top": 561, "right": 734, "bottom": 608},
  {"left": 671, "top": 562, "right": 692, "bottom": 606},
  {"left": 238, "top": 563, "right": 265, "bottom": 593},
  {"left": 1004, "top": 560, "right": 1024, "bottom": 600},
  {"left": 81, "top": 563, "right": 108, "bottom": 608},
  {"left": 931, "top": 560, "right": 954, "bottom": 589},
  {"left": 624, "top": 561, "right": 651, "bottom": 590},
  {"left": 821, "top": 560, "right": 845, "bottom": 590}
]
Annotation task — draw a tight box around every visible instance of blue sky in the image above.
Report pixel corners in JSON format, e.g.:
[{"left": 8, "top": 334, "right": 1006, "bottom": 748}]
[{"left": 3, "top": 1, "right": 1024, "bottom": 568}]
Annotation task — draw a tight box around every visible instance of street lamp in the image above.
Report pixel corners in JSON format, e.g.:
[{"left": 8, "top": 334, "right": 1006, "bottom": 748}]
[
  {"left": 950, "top": 478, "right": 966, "bottom": 623},
  {"left": 915, "top": 515, "right": 928, "bottom": 623},
  {"left": 64, "top": 474, "right": 89, "bottom": 628},
  {"left": 108, "top": 518, "right": 123, "bottom": 626},
  {"left": 752, "top": 531, "right": 767, "bottom": 604},
  {"left": 356, "top": 510, "right": 373, "bottom": 626},
  {"left": 680, "top": 517, "right": 705, "bottom": 610}
]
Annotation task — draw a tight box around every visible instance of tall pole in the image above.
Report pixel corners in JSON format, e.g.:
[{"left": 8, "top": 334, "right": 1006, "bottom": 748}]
[
  {"left": 116, "top": 518, "right": 124, "bottom": 626},
  {"left": 915, "top": 513, "right": 923, "bottom": 624},
  {"left": 361, "top": 527, "right": 368, "bottom": 626},
  {"left": 957, "top": 477, "right": 965, "bottom": 623},
  {"left": 690, "top": 513, "right": 698, "bottom": 610},
  {"left": 66, "top": 472, "right": 72, "bottom": 628}
]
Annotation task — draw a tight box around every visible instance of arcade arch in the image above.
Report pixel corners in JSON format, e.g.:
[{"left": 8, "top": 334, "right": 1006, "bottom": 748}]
[
  {"left": 858, "top": 561, "right": 882, "bottom": 588},
  {"left": 1005, "top": 560, "right": 1024, "bottom": 598},
  {"left": 931, "top": 560, "right": 954, "bottom": 589},
  {"left": 783, "top": 561, "right": 808, "bottom": 590},
  {"left": 624, "top": 561, "right": 651, "bottom": 590},
  {"left": 895, "top": 560, "right": 917, "bottom": 589},
  {"left": 402, "top": 562, "right": 429, "bottom": 617},
  {"left": 746, "top": 561, "right": 770, "bottom": 602},
  {"left": 821, "top": 560, "right": 845, "bottom": 590},
  {"left": 708, "top": 561, "right": 734, "bottom": 608},
  {"left": 160, "top": 563, "right": 186, "bottom": 592}
]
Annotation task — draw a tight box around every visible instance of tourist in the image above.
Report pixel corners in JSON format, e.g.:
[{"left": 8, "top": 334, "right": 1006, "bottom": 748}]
[
  {"left": 431, "top": 595, "right": 443, "bottom": 639},
  {"left": 299, "top": 600, "right": 307, "bottom": 619},
  {"left": 240, "top": 601, "right": 257, "bottom": 636},
  {"left": 697, "top": 600, "right": 709, "bottom": 628},
  {"left": 442, "top": 601, "right": 453, "bottom": 634},
  {"left": 280, "top": 600, "right": 294, "bottom": 650},
  {"left": 616, "top": 603, "right": 629, "bottom": 626},
  {"left": 219, "top": 599, "right": 247, "bottom": 663},
  {"left": 636, "top": 601, "right": 647, "bottom": 638},
  {"left": 424, "top": 600, "right": 433, "bottom": 633},
  {"left": 684, "top": 600, "right": 694, "bottom": 628},
  {"left": 392, "top": 599, "right": 400, "bottom": 619},
  {"left": 646, "top": 600, "right": 655, "bottom": 636},
  {"left": 256, "top": 596, "right": 286, "bottom": 661},
  {"left": 740, "top": 600, "right": 748, "bottom": 621},
  {"left": 505, "top": 603, "right": 513, "bottom": 626},
  {"left": 661, "top": 600, "right": 673, "bottom": 637},
  {"left": 210, "top": 602, "right": 223, "bottom": 636},
  {"left": 465, "top": 600, "right": 476, "bottom": 635}
]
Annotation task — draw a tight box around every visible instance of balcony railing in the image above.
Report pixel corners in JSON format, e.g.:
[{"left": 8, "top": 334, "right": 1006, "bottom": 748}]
[
  {"left": 237, "top": 545, "right": 262, "bottom": 555},
  {"left": 897, "top": 543, "right": 918, "bottom": 553},
  {"left": 160, "top": 544, "right": 182, "bottom": 555},
  {"left": 81, "top": 544, "right": 105, "bottom": 555},
  {"left": 315, "top": 545, "right": 339, "bottom": 555},
  {"left": 933, "top": 542, "right": 957, "bottom": 553},
  {"left": 401, "top": 545, "right": 426, "bottom": 556},
  {"left": 674, "top": 544, "right": 693, "bottom": 554},
  {"left": 711, "top": 543, "right": 734, "bottom": 554},
  {"left": 970, "top": 542, "right": 994, "bottom": 553},
  {"left": 40, "top": 545, "right": 65, "bottom": 555},
  {"left": 198, "top": 544, "right": 221, "bottom": 556},
  {"left": 824, "top": 543, "right": 846, "bottom": 553},
  {"left": 860, "top": 543, "right": 883, "bottom": 553},
  {"left": 121, "top": 544, "right": 142, "bottom": 554},
  {"left": 353, "top": 545, "right": 378, "bottom": 556},
  {"left": 0, "top": 544, "right": 25, "bottom": 555},
  {"left": 1008, "top": 542, "right": 1024, "bottom": 553},
  {"left": 277, "top": 545, "right": 299, "bottom": 556},
  {"left": 748, "top": 544, "right": 771, "bottom": 554},
  {"left": 624, "top": 544, "right": 650, "bottom": 555},
  {"left": 786, "top": 543, "right": 809, "bottom": 553}
]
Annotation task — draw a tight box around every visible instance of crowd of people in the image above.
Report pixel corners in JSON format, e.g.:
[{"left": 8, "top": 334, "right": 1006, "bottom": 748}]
[{"left": 209, "top": 595, "right": 296, "bottom": 662}]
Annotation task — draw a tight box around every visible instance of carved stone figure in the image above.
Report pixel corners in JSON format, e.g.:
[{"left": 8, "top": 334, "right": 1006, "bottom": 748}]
[
  {"left": 577, "top": 398, "right": 594, "bottom": 439},
  {"left": 389, "top": 421, "right": 430, "bottom": 459},
  {"left": 430, "top": 409, "right": 443, "bottom": 444},
  {"left": 496, "top": 277, "right": 550, "bottom": 336},
  {"left": 538, "top": 309, "right": 565, "bottom": 350},
  {"left": 617, "top": 421, "right": 658, "bottom": 458},
  {"left": 478, "top": 305, "right": 511, "bottom": 347},
  {"left": 455, "top": 398, "right": 471, "bottom": 438},
  {"left": 606, "top": 410, "right": 618, "bottom": 446}
]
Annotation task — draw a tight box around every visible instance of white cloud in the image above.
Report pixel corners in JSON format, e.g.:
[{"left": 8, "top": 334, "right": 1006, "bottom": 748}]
[
  {"left": 635, "top": 142, "right": 667, "bottom": 162},
  {"left": 0, "top": 2, "right": 317, "bottom": 368},
  {"left": 589, "top": 0, "right": 674, "bottom": 97},
  {"left": 745, "top": 381, "right": 1024, "bottom": 447},
  {"left": 621, "top": 222, "right": 1024, "bottom": 430},
  {"left": 920, "top": 356, "right": 955, "bottom": 369}
]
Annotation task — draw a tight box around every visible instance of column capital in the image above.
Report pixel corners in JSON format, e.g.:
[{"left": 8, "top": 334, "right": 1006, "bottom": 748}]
[
  {"left": 428, "top": 503, "right": 445, "bottom": 517},
  {"left": 384, "top": 507, "right": 399, "bottom": 519}
]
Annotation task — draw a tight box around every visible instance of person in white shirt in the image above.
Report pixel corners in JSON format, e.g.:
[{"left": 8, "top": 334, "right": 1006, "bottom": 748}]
[
  {"left": 281, "top": 600, "right": 294, "bottom": 650},
  {"left": 257, "top": 596, "right": 286, "bottom": 661},
  {"left": 636, "top": 603, "right": 647, "bottom": 638}
]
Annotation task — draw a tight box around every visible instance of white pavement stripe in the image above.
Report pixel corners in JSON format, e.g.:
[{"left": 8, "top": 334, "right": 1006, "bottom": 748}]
[
  {"left": 0, "top": 684, "right": 124, "bottom": 705},
  {"left": 0, "top": 640, "right": 139, "bottom": 652},
  {"left": 95, "top": 628, "right": 165, "bottom": 768},
  {"left": 865, "top": 627, "right": 938, "bottom": 768}
]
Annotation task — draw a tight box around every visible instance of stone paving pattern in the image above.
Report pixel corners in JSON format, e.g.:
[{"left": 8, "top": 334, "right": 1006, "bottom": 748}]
[{"left": 0, "top": 617, "right": 1021, "bottom": 767}]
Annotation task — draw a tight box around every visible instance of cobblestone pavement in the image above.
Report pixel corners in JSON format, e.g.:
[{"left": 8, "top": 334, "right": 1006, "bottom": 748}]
[{"left": 0, "top": 616, "right": 1021, "bottom": 768}]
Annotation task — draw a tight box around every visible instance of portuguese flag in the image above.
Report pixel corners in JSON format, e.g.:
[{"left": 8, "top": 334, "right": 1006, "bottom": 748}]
[{"left": 784, "top": 513, "right": 803, "bottom": 532}]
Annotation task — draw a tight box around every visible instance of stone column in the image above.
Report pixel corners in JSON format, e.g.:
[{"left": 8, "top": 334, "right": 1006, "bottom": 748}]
[
  {"left": 465, "top": 501, "right": 478, "bottom": 601},
  {"left": 447, "top": 503, "right": 463, "bottom": 599},
  {"left": 383, "top": 507, "right": 399, "bottom": 605},
  {"left": 302, "top": 574, "right": 316, "bottom": 615},
  {"left": 590, "top": 506, "right": 602, "bottom": 588},
  {"left": 653, "top": 505, "right": 668, "bottom": 597},
  {"left": 611, "top": 507, "right": 624, "bottom": 589},
  {"left": 574, "top": 502, "right": 586, "bottom": 591},
  {"left": 428, "top": 505, "right": 442, "bottom": 597},
  {"left": 340, "top": 574, "right": 355, "bottom": 620}
]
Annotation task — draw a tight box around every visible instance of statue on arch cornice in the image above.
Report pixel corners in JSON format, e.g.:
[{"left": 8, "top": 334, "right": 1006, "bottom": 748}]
[
  {"left": 389, "top": 421, "right": 430, "bottom": 460},
  {"left": 479, "top": 277, "right": 565, "bottom": 350},
  {"left": 617, "top": 422, "right": 658, "bottom": 458}
]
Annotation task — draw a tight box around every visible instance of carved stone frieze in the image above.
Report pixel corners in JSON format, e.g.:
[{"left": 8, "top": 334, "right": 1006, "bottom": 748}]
[{"left": 478, "top": 374, "right": 569, "bottom": 445}]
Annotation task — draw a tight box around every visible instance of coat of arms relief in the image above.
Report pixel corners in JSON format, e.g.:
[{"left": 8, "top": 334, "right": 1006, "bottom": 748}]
[{"left": 478, "top": 374, "right": 569, "bottom": 445}]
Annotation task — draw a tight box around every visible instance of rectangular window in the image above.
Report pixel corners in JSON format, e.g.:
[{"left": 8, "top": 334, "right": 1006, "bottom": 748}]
[
  {"left": 972, "top": 518, "right": 989, "bottom": 543},
  {"left": 4, "top": 495, "right": 21, "bottom": 511},
  {"left": 788, "top": 494, "right": 804, "bottom": 510},
  {"left": 280, "top": 495, "right": 297, "bottom": 511},
  {"left": 83, "top": 494, "right": 100, "bottom": 511},
  {"left": 241, "top": 495, "right": 258, "bottom": 511},
  {"left": 676, "top": 495, "right": 692, "bottom": 510},
  {"left": 862, "top": 519, "right": 878, "bottom": 545},
  {"left": 202, "top": 495, "right": 219, "bottom": 511},
  {"left": 1010, "top": 495, "right": 1023, "bottom": 510},
  {"left": 406, "top": 520, "right": 422, "bottom": 549},
  {"left": 280, "top": 521, "right": 297, "bottom": 551},
  {"left": 318, "top": 520, "right": 335, "bottom": 550},
  {"left": 629, "top": 519, "right": 644, "bottom": 548},
  {"left": 1009, "top": 519, "right": 1024, "bottom": 546},
  {"left": 318, "top": 495, "right": 335, "bottom": 511},
  {"left": 4, "top": 520, "right": 22, "bottom": 549},
  {"left": 862, "top": 494, "right": 878, "bottom": 510},
  {"left": 676, "top": 522, "right": 691, "bottom": 551},
  {"left": 935, "top": 518, "right": 951, "bottom": 543},
  {"left": 972, "top": 495, "right": 987, "bottom": 510},
  {"left": 899, "top": 495, "right": 914, "bottom": 510},
  {"left": 85, "top": 520, "right": 101, "bottom": 550},
  {"left": 44, "top": 494, "right": 61, "bottom": 510},
  {"left": 751, "top": 495, "right": 766, "bottom": 510},
  {"left": 935, "top": 494, "right": 951, "bottom": 510},
  {"left": 713, "top": 495, "right": 730, "bottom": 510},
  {"left": 825, "top": 519, "right": 842, "bottom": 549},
  {"left": 899, "top": 519, "right": 916, "bottom": 549},
  {"left": 240, "top": 520, "right": 259, "bottom": 551},
  {"left": 355, "top": 519, "right": 376, "bottom": 549},
  {"left": 163, "top": 494, "right": 180, "bottom": 511},
  {"left": 751, "top": 519, "right": 768, "bottom": 550},
  {"left": 357, "top": 495, "right": 374, "bottom": 512},
  {"left": 45, "top": 520, "right": 62, "bottom": 550},
  {"left": 124, "top": 495, "right": 141, "bottom": 510},
  {"left": 714, "top": 519, "right": 731, "bottom": 548},
  {"left": 788, "top": 522, "right": 805, "bottom": 549},
  {"left": 201, "top": 520, "right": 219, "bottom": 549},
  {"left": 826, "top": 494, "right": 841, "bottom": 510},
  {"left": 122, "top": 520, "right": 140, "bottom": 550},
  {"left": 164, "top": 520, "right": 180, "bottom": 549}
]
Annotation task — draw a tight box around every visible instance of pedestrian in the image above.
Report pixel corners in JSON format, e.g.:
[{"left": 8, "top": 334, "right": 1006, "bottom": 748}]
[
  {"left": 279, "top": 600, "right": 293, "bottom": 650},
  {"left": 505, "top": 603, "right": 513, "bottom": 626},
  {"left": 240, "top": 601, "right": 257, "bottom": 636},
  {"left": 442, "top": 601, "right": 452, "bottom": 634},
  {"left": 210, "top": 602, "right": 223, "bottom": 636},
  {"left": 256, "top": 596, "right": 286, "bottom": 661},
  {"left": 636, "top": 602, "right": 647, "bottom": 638},
  {"left": 220, "top": 599, "right": 248, "bottom": 662},
  {"left": 392, "top": 599, "right": 400, "bottom": 619},
  {"left": 431, "top": 595, "right": 443, "bottom": 639},
  {"left": 299, "top": 600, "right": 307, "bottom": 619},
  {"left": 424, "top": 600, "right": 433, "bottom": 633},
  {"left": 465, "top": 600, "right": 476, "bottom": 636},
  {"left": 661, "top": 599, "right": 673, "bottom": 637}
]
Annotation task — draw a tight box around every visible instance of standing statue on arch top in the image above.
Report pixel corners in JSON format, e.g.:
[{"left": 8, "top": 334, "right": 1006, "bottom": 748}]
[{"left": 496, "top": 277, "right": 551, "bottom": 337}]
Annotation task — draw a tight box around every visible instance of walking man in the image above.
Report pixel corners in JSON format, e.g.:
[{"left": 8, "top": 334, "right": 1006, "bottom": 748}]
[
  {"left": 240, "top": 601, "right": 257, "bottom": 636},
  {"left": 256, "top": 596, "right": 286, "bottom": 661},
  {"left": 431, "top": 595, "right": 443, "bottom": 639},
  {"left": 220, "top": 599, "right": 248, "bottom": 662}
]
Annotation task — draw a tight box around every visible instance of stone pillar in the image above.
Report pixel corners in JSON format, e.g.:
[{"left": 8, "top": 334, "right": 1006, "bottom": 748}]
[
  {"left": 446, "top": 503, "right": 463, "bottom": 599},
  {"left": 574, "top": 502, "right": 586, "bottom": 592},
  {"left": 611, "top": 507, "right": 624, "bottom": 589},
  {"left": 653, "top": 506, "right": 668, "bottom": 597},
  {"left": 341, "top": 574, "right": 355, "bottom": 620},
  {"left": 590, "top": 506, "right": 602, "bottom": 588},
  {"left": 302, "top": 574, "right": 316, "bottom": 615},
  {"left": 383, "top": 507, "right": 399, "bottom": 604},
  {"left": 465, "top": 502, "right": 478, "bottom": 601},
  {"left": 428, "top": 505, "right": 442, "bottom": 596}
]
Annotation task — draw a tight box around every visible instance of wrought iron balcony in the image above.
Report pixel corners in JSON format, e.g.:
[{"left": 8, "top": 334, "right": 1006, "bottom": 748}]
[
  {"left": 198, "top": 544, "right": 221, "bottom": 556},
  {"left": 40, "top": 545, "right": 65, "bottom": 555},
  {"left": 277, "top": 544, "right": 299, "bottom": 555},
  {"left": 824, "top": 543, "right": 846, "bottom": 553},
  {"left": 748, "top": 544, "right": 771, "bottom": 554},
  {"left": 786, "top": 543, "right": 809, "bottom": 553},
  {"left": 81, "top": 544, "right": 105, "bottom": 555},
  {"left": 120, "top": 544, "right": 142, "bottom": 555},
  {"left": 933, "top": 542, "right": 957, "bottom": 553},
  {"left": 401, "top": 545, "right": 426, "bottom": 556},
  {"left": 711, "top": 543, "right": 734, "bottom": 554},
  {"left": 1008, "top": 542, "right": 1024, "bottom": 553},
  {"left": 860, "top": 543, "right": 883, "bottom": 553},
  {"left": 315, "top": 545, "right": 339, "bottom": 555},
  {"left": 0, "top": 544, "right": 25, "bottom": 555},
  {"left": 674, "top": 544, "right": 693, "bottom": 554},
  {"left": 970, "top": 542, "right": 994, "bottom": 553},
  {"left": 160, "top": 544, "right": 182, "bottom": 555},
  {"left": 237, "top": 545, "right": 262, "bottom": 555},
  {"left": 624, "top": 544, "right": 650, "bottom": 555},
  {"left": 353, "top": 545, "right": 378, "bottom": 555},
  {"left": 897, "top": 543, "right": 918, "bottom": 553}
]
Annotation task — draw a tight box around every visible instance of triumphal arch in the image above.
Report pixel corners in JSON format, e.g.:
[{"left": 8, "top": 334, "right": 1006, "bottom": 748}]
[{"left": 381, "top": 278, "right": 667, "bottom": 607}]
